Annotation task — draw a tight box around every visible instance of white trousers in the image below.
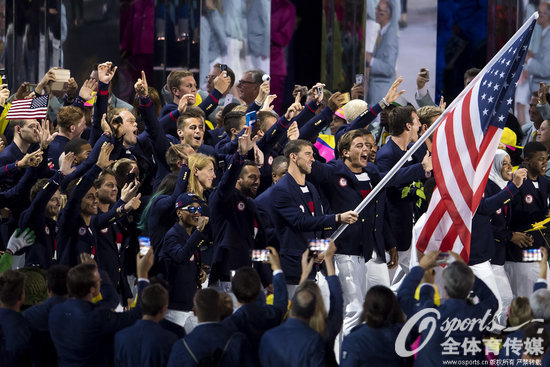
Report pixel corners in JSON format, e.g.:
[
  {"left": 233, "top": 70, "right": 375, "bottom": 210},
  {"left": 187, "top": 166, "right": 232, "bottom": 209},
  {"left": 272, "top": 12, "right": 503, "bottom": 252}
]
[
  {"left": 469, "top": 261, "right": 502, "bottom": 324},
  {"left": 165, "top": 309, "right": 198, "bottom": 334},
  {"left": 504, "top": 261, "right": 549, "bottom": 298},
  {"left": 491, "top": 264, "right": 514, "bottom": 325}
]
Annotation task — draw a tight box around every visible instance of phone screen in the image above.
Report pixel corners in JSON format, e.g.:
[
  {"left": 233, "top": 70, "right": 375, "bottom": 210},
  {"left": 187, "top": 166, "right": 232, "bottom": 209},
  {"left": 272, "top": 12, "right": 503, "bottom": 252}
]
[
  {"left": 139, "top": 237, "right": 151, "bottom": 256},
  {"left": 355, "top": 74, "right": 364, "bottom": 84},
  {"left": 246, "top": 111, "right": 257, "bottom": 128},
  {"left": 308, "top": 239, "right": 329, "bottom": 254},
  {"left": 523, "top": 249, "right": 542, "bottom": 262},
  {"left": 251, "top": 249, "right": 270, "bottom": 262}
]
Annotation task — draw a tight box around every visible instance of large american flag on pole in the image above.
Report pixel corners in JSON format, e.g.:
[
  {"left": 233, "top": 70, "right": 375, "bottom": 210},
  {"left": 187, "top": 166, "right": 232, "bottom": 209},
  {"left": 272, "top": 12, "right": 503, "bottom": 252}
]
[
  {"left": 6, "top": 95, "right": 49, "bottom": 120},
  {"left": 416, "top": 16, "right": 537, "bottom": 262}
]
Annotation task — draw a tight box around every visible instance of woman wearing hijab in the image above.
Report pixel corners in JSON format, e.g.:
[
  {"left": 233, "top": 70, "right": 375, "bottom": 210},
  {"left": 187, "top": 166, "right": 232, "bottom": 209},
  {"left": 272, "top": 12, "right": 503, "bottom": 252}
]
[
  {"left": 470, "top": 149, "right": 527, "bottom": 325},
  {"left": 488, "top": 150, "right": 528, "bottom": 325}
]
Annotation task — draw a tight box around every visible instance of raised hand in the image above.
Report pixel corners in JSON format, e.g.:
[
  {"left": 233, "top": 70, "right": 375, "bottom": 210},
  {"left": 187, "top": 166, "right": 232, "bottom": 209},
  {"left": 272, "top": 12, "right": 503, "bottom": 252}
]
[
  {"left": 38, "top": 119, "right": 58, "bottom": 150},
  {"left": 18, "top": 150, "right": 43, "bottom": 168},
  {"left": 255, "top": 81, "right": 270, "bottom": 105},
  {"left": 60, "top": 152, "right": 76, "bottom": 176},
  {"left": 261, "top": 94, "right": 277, "bottom": 111},
  {"left": 79, "top": 79, "right": 97, "bottom": 101},
  {"left": 384, "top": 77, "right": 406, "bottom": 104},
  {"left": 66, "top": 77, "right": 78, "bottom": 99},
  {"left": 284, "top": 102, "right": 303, "bottom": 120},
  {"left": 134, "top": 70, "right": 149, "bottom": 97},
  {"left": 0, "top": 85, "right": 10, "bottom": 107},
  {"left": 213, "top": 72, "right": 231, "bottom": 94},
  {"left": 97, "top": 62, "right": 118, "bottom": 84},
  {"left": 178, "top": 93, "right": 194, "bottom": 113},
  {"left": 96, "top": 142, "right": 114, "bottom": 169},
  {"left": 238, "top": 126, "right": 254, "bottom": 155}
]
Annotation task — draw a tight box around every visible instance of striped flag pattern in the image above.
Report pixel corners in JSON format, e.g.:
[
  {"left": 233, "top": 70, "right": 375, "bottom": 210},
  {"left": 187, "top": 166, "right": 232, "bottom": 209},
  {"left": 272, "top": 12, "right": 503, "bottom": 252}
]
[
  {"left": 416, "top": 18, "right": 537, "bottom": 262},
  {"left": 6, "top": 95, "right": 49, "bottom": 120}
]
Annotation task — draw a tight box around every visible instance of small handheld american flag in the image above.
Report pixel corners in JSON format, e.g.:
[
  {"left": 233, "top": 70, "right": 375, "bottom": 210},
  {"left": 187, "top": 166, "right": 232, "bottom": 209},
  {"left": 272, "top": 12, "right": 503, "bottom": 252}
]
[{"left": 6, "top": 95, "right": 49, "bottom": 120}]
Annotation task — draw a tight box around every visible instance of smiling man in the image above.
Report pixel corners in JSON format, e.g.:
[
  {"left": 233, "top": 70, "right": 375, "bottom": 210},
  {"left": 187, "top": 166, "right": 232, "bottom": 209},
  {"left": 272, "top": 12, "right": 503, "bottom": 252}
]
[
  {"left": 270, "top": 139, "right": 358, "bottom": 295},
  {"left": 505, "top": 141, "right": 550, "bottom": 297},
  {"left": 176, "top": 107, "right": 215, "bottom": 157}
]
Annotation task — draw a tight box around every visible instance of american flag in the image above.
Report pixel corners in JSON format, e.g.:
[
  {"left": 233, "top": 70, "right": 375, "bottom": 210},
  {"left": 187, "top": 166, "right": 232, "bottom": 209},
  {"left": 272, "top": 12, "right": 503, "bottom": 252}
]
[
  {"left": 416, "top": 17, "right": 537, "bottom": 262},
  {"left": 6, "top": 95, "right": 49, "bottom": 120}
]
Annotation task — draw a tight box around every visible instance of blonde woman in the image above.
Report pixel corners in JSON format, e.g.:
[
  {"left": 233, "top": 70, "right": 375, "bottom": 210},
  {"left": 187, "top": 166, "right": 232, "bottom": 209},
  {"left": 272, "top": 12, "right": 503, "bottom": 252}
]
[{"left": 187, "top": 153, "right": 216, "bottom": 201}]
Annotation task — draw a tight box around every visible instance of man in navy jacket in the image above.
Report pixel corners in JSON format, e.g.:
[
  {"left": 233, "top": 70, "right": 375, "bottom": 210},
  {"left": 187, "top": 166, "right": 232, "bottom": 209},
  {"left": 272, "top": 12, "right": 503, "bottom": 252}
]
[
  {"left": 0, "top": 269, "right": 32, "bottom": 367},
  {"left": 376, "top": 105, "right": 432, "bottom": 287},
  {"left": 397, "top": 251, "right": 498, "bottom": 366},
  {"left": 115, "top": 283, "right": 178, "bottom": 367},
  {"left": 49, "top": 248, "right": 153, "bottom": 366},
  {"left": 259, "top": 286, "right": 325, "bottom": 367},
  {"left": 208, "top": 126, "right": 265, "bottom": 289},
  {"left": 167, "top": 288, "right": 251, "bottom": 367},
  {"left": 270, "top": 139, "right": 358, "bottom": 292},
  {"left": 223, "top": 247, "right": 288, "bottom": 364}
]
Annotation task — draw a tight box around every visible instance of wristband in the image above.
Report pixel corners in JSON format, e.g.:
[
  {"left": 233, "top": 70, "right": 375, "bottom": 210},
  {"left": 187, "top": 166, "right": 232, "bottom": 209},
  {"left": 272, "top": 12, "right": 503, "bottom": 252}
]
[
  {"left": 337, "top": 214, "right": 341, "bottom": 223},
  {"left": 381, "top": 98, "right": 390, "bottom": 107}
]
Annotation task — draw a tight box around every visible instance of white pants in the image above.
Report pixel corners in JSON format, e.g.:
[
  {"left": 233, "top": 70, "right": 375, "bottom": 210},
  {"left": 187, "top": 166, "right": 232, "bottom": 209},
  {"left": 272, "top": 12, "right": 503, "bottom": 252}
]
[
  {"left": 165, "top": 309, "right": 198, "bottom": 334},
  {"left": 335, "top": 252, "right": 390, "bottom": 336},
  {"left": 491, "top": 264, "right": 514, "bottom": 325},
  {"left": 390, "top": 249, "right": 411, "bottom": 291},
  {"left": 504, "top": 261, "right": 549, "bottom": 298},
  {"left": 469, "top": 261, "right": 502, "bottom": 324}
]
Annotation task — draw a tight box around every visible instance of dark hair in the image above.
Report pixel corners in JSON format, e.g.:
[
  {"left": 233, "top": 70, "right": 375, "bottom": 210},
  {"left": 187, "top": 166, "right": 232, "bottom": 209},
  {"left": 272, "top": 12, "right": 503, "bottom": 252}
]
[
  {"left": 213, "top": 63, "right": 236, "bottom": 88},
  {"left": 30, "top": 178, "right": 51, "bottom": 201},
  {"left": 337, "top": 130, "right": 365, "bottom": 160},
  {"left": 272, "top": 156, "right": 289, "bottom": 175},
  {"left": 67, "top": 263, "right": 98, "bottom": 298},
  {"left": 194, "top": 288, "right": 220, "bottom": 322},
  {"left": 64, "top": 138, "right": 90, "bottom": 156},
  {"left": 291, "top": 288, "right": 316, "bottom": 320},
  {"left": 0, "top": 270, "right": 25, "bottom": 307},
  {"left": 524, "top": 141, "right": 548, "bottom": 160},
  {"left": 258, "top": 111, "right": 278, "bottom": 133},
  {"left": 223, "top": 111, "right": 245, "bottom": 135},
  {"left": 93, "top": 168, "right": 116, "bottom": 189},
  {"left": 388, "top": 105, "right": 416, "bottom": 136},
  {"left": 138, "top": 173, "right": 178, "bottom": 234},
  {"left": 360, "top": 285, "right": 405, "bottom": 328},
  {"left": 221, "top": 103, "right": 241, "bottom": 120},
  {"left": 177, "top": 107, "right": 206, "bottom": 130},
  {"left": 522, "top": 322, "right": 550, "bottom": 357},
  {"left": 238, "top": 160, "right": 260, "bottom": 180},
  {"left": 47, "top": 265, "right": 69, "bottom": 296},
  {"left": 246, "top": 70, "right": 265, "bottom": 84},
  {"left": 141, "top": 284, "right": 169, "bottom": 316},
  {"left": 231, "top": 267, "right": 261, "bottom": 303},
  {"left": 218, "top": 292, "right": 234, "bottom": 321},
  {"left": 284, "top": 139, "right": 313, "bottom": 159},
  {"left": 464, "top": 68, "right": 481, "bottom": 81}
]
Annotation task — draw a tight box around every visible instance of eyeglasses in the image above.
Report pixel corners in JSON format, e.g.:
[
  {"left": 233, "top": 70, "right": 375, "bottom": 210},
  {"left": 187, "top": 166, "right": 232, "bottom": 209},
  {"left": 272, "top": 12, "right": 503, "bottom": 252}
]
[
  {"left": 181, "top": 206, "right": 203, "bottom": 214},
  {"left": 238, "top": 80, "right": 258, "bottom": 85}
]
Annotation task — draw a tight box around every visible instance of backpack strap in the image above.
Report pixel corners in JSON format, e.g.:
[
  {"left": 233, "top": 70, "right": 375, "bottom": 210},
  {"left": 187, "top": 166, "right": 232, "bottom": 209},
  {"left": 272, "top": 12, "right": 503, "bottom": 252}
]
[
  {"left": 216, "top": 334, "right": 236, "bottom": 367},
  {"left": 182, "top": 339, "right": 199, "bottom": 364}
]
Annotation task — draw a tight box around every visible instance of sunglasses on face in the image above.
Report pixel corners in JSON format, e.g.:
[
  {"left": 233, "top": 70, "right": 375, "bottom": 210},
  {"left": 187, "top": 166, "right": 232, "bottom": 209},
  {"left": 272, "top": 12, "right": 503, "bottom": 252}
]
[{"left": 181, "top": 206, "right": 203, "bottom": 214}]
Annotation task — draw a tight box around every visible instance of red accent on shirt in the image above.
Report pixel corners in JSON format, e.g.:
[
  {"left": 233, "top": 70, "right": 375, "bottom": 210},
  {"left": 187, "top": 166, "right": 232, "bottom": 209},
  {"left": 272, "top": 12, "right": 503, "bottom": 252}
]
[
  {"left": 360, "top": 189, "right": 372, "bottom": 199},
  {"left": 98, "top": 90, "right": 109, "bottom": 96},
  {"left": 308, "top": 201, "right": 315, "bottom": 214}
]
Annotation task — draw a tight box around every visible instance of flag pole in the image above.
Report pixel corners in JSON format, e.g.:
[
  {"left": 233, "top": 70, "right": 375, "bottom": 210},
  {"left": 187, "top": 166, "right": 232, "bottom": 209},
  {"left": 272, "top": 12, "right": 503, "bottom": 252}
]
[{"left": 330, "top": 12, "right": 539, "bottom": 241}]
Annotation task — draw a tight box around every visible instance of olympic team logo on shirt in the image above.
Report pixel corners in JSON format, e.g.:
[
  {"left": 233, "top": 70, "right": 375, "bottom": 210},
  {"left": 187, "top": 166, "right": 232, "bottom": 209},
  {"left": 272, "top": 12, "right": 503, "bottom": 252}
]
[
  {"left": 44, "top": 226, "right": 50, "bottom": 235},
  {"left": 100, "top": 228, "right": 109, "bottom": 234},
  {"left": 495, "top": 208, "right": 502, "bottom": 215},
  {"left": 268, "top": 156, "right": 274, "bottom": 166},
  {"left": 339, "top": 178, "right": 347, "bottom": 187},
  {"left": 525, "top": 194, "right": 534, "bottom": 204},
  {"left": 78, "top": 227, "right": 87, "bottom": 236},
  {"left": 237, "top": 201, "right": 246, "bottom": 211},
  {"left": 299, "top": 205, "right": 305, "bottom": 213}
]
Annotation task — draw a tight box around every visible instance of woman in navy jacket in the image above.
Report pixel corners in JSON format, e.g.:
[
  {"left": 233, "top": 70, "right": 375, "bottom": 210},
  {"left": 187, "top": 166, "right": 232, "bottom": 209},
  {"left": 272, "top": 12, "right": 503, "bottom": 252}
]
[
  {"left": 340, "top": 285, "right": 408, "bottom": 367},
  {"left": 159, "top": 193, "right": 209, "bottom": 332}
]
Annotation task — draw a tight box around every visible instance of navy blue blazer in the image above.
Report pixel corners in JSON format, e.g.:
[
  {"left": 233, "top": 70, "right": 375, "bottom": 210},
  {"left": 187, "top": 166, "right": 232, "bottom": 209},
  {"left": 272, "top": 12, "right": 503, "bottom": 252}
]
[
  {"left": 47, "top": 135, "right": 70, "bottom": 169},
  {"left": 254, "top": 185, "right": 281, "bottom": 250},
  {"left": 19, "top": 171, "right": 62, "bottom": 268},
  {"left": 167, "top": 323, "right": 251, "bottom": 367},
  {"left": 340, "top": 323, "right": 407, "bottom": 367},
  {"left": 507, "top": 175, "right": 550, "bottom": 262},
  {"left": 308, "top": 159, "right": 402, "bottom": 260},
  {"left": 397, "top": 267, "right": 498, "bottom": 366},
  {"left": 270, "top": 173, "right": 336, "bottom": 284},
  {"left": 375, "top": 139, "right": 428, "bottom": 251},
  {"left": 160, "top": 223, "right": 208, "bottom": 311},
  {"left": 49, "top": 280, "right": 148, "bottom": 367},
  {"left": 470, "top": 181, "right": 518, "bottom": 265},
  {"left": 114, "top": 319, "right": 178, "bottom": 367},
  {"left": 486, "top": 180, "right": 514, "bottom": 266},
  {"left": 22, "top": 296, "right": 66, "bottom": 367},
  {"left": 259, "top": 318, "right": 325, "bottom": 367},
  {"left": 0, "top": 307, "right": 32, "bottom": 367},
  {"left": 222, "top": 271, "right": 288, "bottom": 362},
  {"left": 209, "top": 153, "right": 266, "bottom": 280}
]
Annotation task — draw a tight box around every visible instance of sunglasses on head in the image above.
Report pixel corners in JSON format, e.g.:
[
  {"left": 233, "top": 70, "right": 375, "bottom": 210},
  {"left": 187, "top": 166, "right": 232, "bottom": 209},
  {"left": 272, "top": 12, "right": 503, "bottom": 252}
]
[{"left": 181, "top": 206, "right": 203, "bottom": 214}]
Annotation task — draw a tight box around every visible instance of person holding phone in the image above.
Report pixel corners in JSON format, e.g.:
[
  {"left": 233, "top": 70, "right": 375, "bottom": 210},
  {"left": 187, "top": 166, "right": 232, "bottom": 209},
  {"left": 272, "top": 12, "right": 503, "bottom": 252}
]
[
  {"left": 505, "top": 142, "right": 550, "bottom": 297},
  {"left": 159, "top": 193, "right": 210, "bottom": 333}
]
